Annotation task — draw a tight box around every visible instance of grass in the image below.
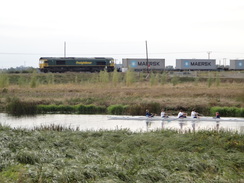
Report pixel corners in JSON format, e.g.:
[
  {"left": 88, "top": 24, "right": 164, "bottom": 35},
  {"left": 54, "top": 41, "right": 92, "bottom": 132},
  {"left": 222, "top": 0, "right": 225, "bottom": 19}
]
[
  {"left": 0, "top": 72, "right": 243, "bottom": 116},
  {"left": 0, "top": 125, "right": 243, "bottom": 182}
]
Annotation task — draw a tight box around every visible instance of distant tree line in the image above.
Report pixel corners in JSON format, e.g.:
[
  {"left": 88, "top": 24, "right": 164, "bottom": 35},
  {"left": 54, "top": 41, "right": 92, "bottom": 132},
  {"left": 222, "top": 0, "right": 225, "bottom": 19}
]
[{"left": 0, "top": 66, "right": 37, "bottom": 73}]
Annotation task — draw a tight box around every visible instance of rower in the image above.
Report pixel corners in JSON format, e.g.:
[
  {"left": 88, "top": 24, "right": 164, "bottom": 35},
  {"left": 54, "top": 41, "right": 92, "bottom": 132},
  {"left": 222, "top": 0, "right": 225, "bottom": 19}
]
[
  {"left": 191, "top": 109, "right": 199, "bottom": 118},
  {"left": 215, "top": 112, "right": 220, "bottom": 119},
  {"left": 177, "top": 109, "right": 187, "bottom": 118},
  {"left": 146, "top": 109, "right": 154, "bottom": 117},
  {"left": 161, "top": 109, "right": 168, "bottom": 118}
]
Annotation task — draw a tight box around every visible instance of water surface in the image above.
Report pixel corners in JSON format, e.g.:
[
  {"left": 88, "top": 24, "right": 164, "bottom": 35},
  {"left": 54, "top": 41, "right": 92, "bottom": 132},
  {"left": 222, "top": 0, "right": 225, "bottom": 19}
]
[{"left": 1, "top": 113, "right": 243, "bottom": 133}]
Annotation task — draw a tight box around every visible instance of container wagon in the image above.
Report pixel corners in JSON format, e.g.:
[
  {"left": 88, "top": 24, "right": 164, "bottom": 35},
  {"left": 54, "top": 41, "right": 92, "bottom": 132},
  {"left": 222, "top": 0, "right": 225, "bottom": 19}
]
[
  {"left": 229, "top": 59, "right": 244, "bottom": 70},
  {"left": 175, "top": 59, "right": 216, "bottom": 70},
  {"left": 122, "top": 58, "right": 165, "bottom": 72},
  {"left": 39, "top": 57, "right": 114, "bottom": 73}
]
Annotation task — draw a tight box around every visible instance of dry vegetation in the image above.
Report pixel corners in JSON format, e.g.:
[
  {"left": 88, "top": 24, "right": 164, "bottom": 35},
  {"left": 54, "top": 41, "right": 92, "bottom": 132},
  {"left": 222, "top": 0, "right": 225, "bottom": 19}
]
[{"left": 1, "top": 78, "right": 244, "bottom": 113}]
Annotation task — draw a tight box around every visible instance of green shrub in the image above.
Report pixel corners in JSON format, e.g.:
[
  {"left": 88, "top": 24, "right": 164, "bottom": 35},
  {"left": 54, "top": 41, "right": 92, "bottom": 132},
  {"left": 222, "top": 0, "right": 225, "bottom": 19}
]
[
  {"left": 76, "top": 104, "right": 106, "bottom": 114},
  {"left": 210, "top": 106, "right": 244, "bottom": 117},
  {"left": 6, "top": 97, "right": 37, "bottom": 116},
  {"left": 125, "top": 103, "right": 162, "bottom": 116},
  {"left": 37, "top": 104, "right": 75, "bottom": 114},
  {"left": 107, "top": 105, "right": 128, "bottom": 115},
  {"left": 37, "top": 104, "right": 106, "bottom": 114}
]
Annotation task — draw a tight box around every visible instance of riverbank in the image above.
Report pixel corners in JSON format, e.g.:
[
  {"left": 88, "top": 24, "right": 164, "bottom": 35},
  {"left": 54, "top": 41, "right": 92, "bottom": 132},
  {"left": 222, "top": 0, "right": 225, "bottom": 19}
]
[
  {"left": 0, "top": 72, "right": 244, "bottom": 116},
  {"left": 0, "top": 125, "right": 243, "bottom": 182}
]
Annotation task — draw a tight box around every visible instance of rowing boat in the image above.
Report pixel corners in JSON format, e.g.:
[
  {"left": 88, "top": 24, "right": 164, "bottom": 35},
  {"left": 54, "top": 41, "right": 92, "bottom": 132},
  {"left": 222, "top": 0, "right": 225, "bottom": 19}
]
[{"left": 107, "top": 116, "right": 244, "bottom": 122}]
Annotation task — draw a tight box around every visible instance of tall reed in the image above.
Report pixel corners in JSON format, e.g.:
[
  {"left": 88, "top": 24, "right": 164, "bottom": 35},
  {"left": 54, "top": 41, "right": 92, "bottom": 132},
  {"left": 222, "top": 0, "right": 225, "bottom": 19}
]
[
  {"left": 30, "top": 71, "right": 38, "bottom": 88},
  {"left": 171, "top": 75, "right": 180, "bottom": 86},
  {"left": 0, "top": 73, "right": 9, "bottom": 88},
  {"left": 161, "top": 72, "right": 168, "bottom": 85},
  {"left": 112, "top": 69, "right": 120, "bottom": 86},
  {"left": 125, "top": 69, "right": 135, "bottom": 86},
  {"left": 6, "top": 97, "right": 37, "bottom": 116},
  {"left": 99, "top": 71, "right": 109, "bottom": 83}
]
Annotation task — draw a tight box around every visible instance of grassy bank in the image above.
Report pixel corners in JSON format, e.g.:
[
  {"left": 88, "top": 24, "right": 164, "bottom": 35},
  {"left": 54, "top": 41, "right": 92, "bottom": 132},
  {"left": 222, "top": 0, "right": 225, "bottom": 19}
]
[
  {"left": 5, "top": 99, "right": 244, "bottom": 117},
  {"left": 0, "top": 125, "right": 243, "bottom": 182},
  {"left": 0, "top": 72, "right": 244, "bottom": 116}
]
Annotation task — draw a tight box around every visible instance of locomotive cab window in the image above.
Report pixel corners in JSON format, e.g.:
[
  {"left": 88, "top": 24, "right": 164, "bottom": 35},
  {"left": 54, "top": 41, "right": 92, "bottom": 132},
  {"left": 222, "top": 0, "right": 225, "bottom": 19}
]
[
  {"left": 56, "top": 60, "right": 66, "bottom": 65},
  {"left": 39, "top": 59, "right": 48, "bottom": 64}
]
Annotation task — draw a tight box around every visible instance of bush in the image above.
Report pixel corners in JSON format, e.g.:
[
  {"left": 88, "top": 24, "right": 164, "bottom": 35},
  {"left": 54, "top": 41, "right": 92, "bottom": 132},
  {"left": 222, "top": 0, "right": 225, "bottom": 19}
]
[
  {"left": 37, "top": 104, "right": 74, "bottom": 114},
  {"left": 37, "top": 104, "right": 106, "bottom": 114},
  {"left": 6, "top": 98, "right": 37, "bottom": 116},
  {"left": 107, "top": 105, "right": 128, "bottom": 115},
  {"left": 77, "top": 104, "right": 106, "bottom": 114},
  {"left": 119, "top": 103, "right": 162, "bottom": 116},
  {"left": 210, "top": 106, "right": 244, "bottom": 117}
]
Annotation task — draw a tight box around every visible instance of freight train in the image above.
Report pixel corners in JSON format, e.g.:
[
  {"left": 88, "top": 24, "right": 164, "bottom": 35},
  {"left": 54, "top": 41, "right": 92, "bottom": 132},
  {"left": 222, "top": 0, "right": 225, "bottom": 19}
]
[
  {"left": 122, "top": 58, "right": 244, "bottom": 71},
  {"left": 39, "top": 57, "right": 244, "bottom": 73},
  {"left": 39, "top": 57, "right": 115, "bottom": 73}
]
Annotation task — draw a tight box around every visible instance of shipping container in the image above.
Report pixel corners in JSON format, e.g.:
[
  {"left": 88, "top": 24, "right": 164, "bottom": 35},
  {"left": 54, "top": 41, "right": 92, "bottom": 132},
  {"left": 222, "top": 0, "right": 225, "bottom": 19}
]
[
  {"left": 122, "top": 58, "right": 165, "bottom": 71},
  {"left": 229, "top": 60, "right": 244, "bottom": 70},
  {"left": 175, "top": 59, "right": 216, "bottom": 70}
]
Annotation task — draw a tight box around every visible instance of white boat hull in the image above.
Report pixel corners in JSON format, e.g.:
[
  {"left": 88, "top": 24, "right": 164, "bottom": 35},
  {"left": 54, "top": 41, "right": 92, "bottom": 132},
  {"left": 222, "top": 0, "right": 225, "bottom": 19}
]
[{"left": 108, "top": 116, "right": 244, "bottom": 122}]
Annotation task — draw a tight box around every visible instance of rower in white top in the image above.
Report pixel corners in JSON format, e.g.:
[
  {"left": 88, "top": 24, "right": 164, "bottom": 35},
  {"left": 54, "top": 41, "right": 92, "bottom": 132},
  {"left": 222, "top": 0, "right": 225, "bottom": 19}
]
[
  {"left": 177, "top": 109, "right": 187, "bottom": 118},
  {"left": 161, "top": 109, "right": 168, "bottom": 118},
  {"left": 191, "top": 109, "right": 199, "bottom": 118}
]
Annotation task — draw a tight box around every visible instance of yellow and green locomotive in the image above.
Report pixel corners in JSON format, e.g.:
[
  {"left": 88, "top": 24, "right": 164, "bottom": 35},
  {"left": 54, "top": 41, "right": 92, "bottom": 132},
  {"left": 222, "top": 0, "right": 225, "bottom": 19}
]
[{"left": 39, "top": 57, "right": 114, "bottom": 73}]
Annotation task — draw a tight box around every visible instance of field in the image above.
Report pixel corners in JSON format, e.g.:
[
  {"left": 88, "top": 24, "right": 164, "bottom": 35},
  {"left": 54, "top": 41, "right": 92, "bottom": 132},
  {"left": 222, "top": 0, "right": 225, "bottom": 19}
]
[
  {"left": 0, "top": 125, "right": 243, "bottom": 183},
  {"left": 0, "top": 71, "right": 244, "bottom": 182},
  {"left": 0, "top": 71, "right": 244, "bottom": 116}
]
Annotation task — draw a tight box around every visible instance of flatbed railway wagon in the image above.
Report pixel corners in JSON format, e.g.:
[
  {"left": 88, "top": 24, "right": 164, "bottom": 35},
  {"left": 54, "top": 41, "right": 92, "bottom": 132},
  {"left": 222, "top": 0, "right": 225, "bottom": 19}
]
[{"left": 39, "top": 57, "right": 115, "bottom": 73}]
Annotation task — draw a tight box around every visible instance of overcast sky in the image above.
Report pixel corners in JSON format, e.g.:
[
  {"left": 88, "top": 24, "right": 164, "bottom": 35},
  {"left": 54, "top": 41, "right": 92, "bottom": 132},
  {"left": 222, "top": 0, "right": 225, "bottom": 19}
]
[{"left": 1, "top": 0, "right": 244, "bottom": 68}]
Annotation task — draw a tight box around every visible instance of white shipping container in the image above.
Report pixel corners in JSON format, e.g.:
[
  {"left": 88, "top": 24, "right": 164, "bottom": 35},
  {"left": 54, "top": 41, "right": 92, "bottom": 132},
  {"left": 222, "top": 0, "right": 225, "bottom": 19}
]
[
  {"left": 122, "top": 58, "right": 165, "bottom": 71},
  {"left": 175, "top": 59, "right": 216, "bottom": 70},
  {"left": 230, "top": 60, "right": 244, "bottom": 70}
]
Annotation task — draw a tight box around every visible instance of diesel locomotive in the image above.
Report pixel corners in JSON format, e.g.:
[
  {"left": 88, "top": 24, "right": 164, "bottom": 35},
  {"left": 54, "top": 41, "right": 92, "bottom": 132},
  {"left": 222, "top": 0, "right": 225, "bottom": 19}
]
[{"left": 39, "top": 57, "right": 115, "bottom": 73}]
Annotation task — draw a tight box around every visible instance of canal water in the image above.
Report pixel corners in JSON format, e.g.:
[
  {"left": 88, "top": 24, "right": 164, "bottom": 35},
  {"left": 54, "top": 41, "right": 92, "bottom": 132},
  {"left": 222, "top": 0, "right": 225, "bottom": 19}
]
[{"left": 0, "top": 113, "right": 244, "bottom": 133}]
